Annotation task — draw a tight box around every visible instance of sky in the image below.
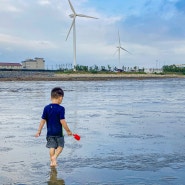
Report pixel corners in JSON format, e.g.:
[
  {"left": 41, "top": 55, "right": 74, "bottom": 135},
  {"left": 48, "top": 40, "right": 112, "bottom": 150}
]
[{"left": 0, "top": 0, "right": 185, "bottom": 69}]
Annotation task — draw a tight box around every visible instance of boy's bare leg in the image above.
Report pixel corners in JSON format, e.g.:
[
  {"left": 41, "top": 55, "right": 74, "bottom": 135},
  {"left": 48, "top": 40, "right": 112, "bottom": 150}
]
[
  {"left": 51, "top": 147, "right": 63, "bottom": 166},
  {"left": 49, "top": 148, "right": 56, "bottom": 166},
  {"left": 55, "top": 146, "right": 63, "bottom": 158}
]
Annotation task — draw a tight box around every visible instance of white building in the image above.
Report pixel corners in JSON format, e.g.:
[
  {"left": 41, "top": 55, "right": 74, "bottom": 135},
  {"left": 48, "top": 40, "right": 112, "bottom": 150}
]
[
  {"left": 0, "top": 62, "right": 22, "bottom": 69},
  {"left": 22, "top": 58, "right": 45, "bottom": 70},
  {"left": 175, "top": 64, "right": 185, "bottom": 68},
  {"left": 144, "top": 68, "right": 163, "bottom": 73}
]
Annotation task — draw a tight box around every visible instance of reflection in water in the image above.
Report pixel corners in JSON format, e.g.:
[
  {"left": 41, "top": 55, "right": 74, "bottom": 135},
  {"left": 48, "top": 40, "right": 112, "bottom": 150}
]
[{"left": 47, "top": 167, "right": 65, "bottom": 185}]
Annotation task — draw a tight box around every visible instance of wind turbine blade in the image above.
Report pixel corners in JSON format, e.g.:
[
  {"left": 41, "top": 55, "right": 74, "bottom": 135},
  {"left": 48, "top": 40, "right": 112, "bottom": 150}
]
[
  {"left": 66, "top": 18, "right": 75, "bottom": 41},
  {"left": 118, "top": 30, "right": 121, "bottom": 46},
  {"left": 77, "top": 14, "right": 98, "bottom": 19},
  {"left": 120, "top": 47, "right": 131, "bottom": 54},
  {"left": 68, "top": 0, "right": 76, "bottom": 14},
  {"left": 113, "top": 49, "right": 118, "bottom": 56}
]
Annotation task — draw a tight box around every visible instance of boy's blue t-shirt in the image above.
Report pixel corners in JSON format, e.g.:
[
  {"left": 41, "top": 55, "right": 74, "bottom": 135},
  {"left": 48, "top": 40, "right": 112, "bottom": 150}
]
[{"left": 42, "top": 104, "right": 65, "bottom": 137}]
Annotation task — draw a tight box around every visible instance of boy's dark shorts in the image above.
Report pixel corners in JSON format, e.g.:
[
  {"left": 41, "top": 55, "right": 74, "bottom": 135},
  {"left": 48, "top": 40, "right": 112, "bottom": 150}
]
[{"left": 46, "top": 136, "right": 64, "bottom": 149}]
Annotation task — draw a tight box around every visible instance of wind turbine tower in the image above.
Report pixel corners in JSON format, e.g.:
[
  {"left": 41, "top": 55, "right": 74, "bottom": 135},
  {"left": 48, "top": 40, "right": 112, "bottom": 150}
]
[
  {"left": 116, "top": 30, "right": 131, "bottom": 70},
  {"left": 66, "top": 0, "right": 98, "bottom": 71}
]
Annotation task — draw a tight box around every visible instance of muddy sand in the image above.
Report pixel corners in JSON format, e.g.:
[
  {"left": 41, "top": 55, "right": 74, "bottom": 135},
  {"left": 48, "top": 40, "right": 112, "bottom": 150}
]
[{"left": 0, "top": 72, "right": 185, "bottom": 81}]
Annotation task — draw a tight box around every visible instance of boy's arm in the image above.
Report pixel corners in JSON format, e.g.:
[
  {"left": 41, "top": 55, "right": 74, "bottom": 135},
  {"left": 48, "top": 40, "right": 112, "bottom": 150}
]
[
  {"left": 60, "top": 119, "right": 73, "bottom": 136},
  {"left": 35, "top": 119, "right": 46, "bottom": 137}
]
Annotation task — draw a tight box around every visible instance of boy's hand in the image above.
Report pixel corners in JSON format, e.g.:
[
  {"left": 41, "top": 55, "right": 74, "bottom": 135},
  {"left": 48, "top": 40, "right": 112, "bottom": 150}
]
[
  {"left": 67, "top": 130, "right": 73, "bottom": 136},
  {"left": 35, "top": 131, "right": 41, "bottom": 137}
]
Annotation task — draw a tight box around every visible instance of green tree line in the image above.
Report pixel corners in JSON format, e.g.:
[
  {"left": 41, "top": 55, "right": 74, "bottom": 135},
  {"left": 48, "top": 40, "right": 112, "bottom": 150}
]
[
  {"left": 59, "top": 64, "right": 144, "bottom": 73},
  {"left": 163, "top": 65, "right": 185, "bottom": 73}
]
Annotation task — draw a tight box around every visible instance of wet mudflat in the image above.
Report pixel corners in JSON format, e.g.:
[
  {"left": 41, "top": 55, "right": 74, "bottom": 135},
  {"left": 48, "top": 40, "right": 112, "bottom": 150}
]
[{"left": 0, "top": 79, "right": 185, "bottom": 185}]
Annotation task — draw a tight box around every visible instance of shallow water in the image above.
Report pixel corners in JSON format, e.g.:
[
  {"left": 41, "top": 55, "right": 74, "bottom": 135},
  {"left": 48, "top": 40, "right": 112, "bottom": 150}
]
[{"left": 0, "top": 79, "right": 185, "bottom": 185}]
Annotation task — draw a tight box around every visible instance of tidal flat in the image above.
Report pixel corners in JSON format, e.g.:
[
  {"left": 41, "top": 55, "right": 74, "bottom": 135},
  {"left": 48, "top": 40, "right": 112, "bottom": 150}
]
[{"left": 0, "top": 79, "right": 185, "bottom": 184}]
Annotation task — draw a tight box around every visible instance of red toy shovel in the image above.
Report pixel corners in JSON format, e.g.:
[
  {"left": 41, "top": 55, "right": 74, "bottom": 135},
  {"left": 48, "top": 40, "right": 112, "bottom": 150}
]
[{"left": 73, "top": 134, "right": 80, "bottom": 141}]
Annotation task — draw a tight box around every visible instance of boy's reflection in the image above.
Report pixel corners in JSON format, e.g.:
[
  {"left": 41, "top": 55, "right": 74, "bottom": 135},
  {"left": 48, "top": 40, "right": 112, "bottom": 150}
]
[{"left": 48, "top": 167, "right": 65, "bottom": 185}]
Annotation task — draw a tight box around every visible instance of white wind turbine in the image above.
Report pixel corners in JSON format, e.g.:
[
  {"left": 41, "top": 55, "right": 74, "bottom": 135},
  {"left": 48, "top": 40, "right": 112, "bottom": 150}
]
[
  {"left": 66, "top": 0, "right": 98, "bottom": 71},
  {"left": 115, "top": 30, "right": 131, "bottom": 70}
]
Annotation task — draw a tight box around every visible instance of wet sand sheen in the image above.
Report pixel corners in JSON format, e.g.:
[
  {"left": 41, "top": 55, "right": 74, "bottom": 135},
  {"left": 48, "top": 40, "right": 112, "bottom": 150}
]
[{"left": 0, "top": 79, "right": 185, "bottom": 184}]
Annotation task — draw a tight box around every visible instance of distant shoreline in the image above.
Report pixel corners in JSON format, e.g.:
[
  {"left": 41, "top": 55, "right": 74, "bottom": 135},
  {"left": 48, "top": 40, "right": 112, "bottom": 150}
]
[{"left": 0, "top": 71, "right": 185, "bottom": 81}]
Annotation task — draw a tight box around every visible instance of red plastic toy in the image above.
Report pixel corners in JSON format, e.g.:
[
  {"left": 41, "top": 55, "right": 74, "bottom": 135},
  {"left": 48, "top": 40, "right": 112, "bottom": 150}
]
[{"left": 73, "top": 134, "right": 80, "bottom": 141}]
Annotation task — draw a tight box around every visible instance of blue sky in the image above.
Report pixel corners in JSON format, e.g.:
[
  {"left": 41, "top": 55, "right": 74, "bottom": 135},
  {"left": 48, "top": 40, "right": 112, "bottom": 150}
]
[{"left": 0, "top": 0, "right": 185, "bottom": 69}]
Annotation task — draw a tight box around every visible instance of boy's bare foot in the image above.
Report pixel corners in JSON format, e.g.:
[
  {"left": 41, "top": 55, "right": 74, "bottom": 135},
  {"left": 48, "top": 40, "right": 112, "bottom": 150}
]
[
  {"left": 51, "top": 156, "right": 57, "bottom": 167},
  {"left": 50, "top": 161, "right": 54, "bottom": 167}
]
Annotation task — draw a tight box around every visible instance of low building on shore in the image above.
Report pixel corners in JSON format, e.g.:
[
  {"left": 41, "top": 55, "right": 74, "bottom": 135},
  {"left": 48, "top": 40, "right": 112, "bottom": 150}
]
[
  {"left": 22, "top": 57, "right": 45, "bottom": 70},
  {"left": 144, "top": 68, "right": 163, "bottom": 73},
  {"left": 0, "top": 57, "right": 45, "bottom": 70},
  {"left": 175, "top": 64, "right": 185, "bottom": 68},
  {"left": 0, "top": 62, "right": 22, "bottom": 69}
]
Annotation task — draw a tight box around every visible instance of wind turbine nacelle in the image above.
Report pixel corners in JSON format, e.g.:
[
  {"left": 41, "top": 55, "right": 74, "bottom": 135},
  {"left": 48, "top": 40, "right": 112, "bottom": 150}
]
[{"left": 69, "top": 14, "right": 75, "bottom": 18}]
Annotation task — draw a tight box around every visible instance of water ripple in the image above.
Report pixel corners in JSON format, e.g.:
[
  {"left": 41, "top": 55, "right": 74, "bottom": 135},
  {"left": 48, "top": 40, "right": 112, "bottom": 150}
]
[{"left": 59, "top": 152, "right": 185, "bottom": 172}]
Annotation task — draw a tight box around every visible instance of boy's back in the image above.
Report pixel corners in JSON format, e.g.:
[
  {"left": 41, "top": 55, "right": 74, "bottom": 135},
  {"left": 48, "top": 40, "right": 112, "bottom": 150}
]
[{"left": 42, "top": 103, "right": 65, "bottom": 137}]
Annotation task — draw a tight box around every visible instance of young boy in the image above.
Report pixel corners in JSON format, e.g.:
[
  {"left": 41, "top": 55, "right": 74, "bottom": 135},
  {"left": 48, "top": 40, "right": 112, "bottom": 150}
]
[{"left": 35, "top": 87, "right": 72, "bottom": 167}]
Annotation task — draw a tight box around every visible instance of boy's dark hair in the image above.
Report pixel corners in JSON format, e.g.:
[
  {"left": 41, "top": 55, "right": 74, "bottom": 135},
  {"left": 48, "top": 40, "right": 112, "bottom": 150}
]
[{"left": 51, "top": 87, "right": 64, "bottom": 98}]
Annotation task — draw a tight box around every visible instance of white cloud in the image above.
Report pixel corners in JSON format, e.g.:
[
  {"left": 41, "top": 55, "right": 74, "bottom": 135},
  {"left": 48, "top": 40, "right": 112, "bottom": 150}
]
[
  {"left": 99, "top": 15, "right": 123, "bottom": 25},
  {"left": 0, "top": 33, "right": 56, "bottom": 50},
  {"left": 0, "top": 2, "right": 22, "bottom": 13},
  {"left": 37, "top": 0, "right": 51, "bottom": 6}
]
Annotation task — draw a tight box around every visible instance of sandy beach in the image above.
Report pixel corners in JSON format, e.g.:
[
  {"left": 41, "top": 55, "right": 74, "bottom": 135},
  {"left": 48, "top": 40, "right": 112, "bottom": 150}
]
[
  {"left": 0, "top": 70, "right": 185, "bottom": 81},
  {"left": 53, "top": 73, "right": 185, "bottom": 81}
]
